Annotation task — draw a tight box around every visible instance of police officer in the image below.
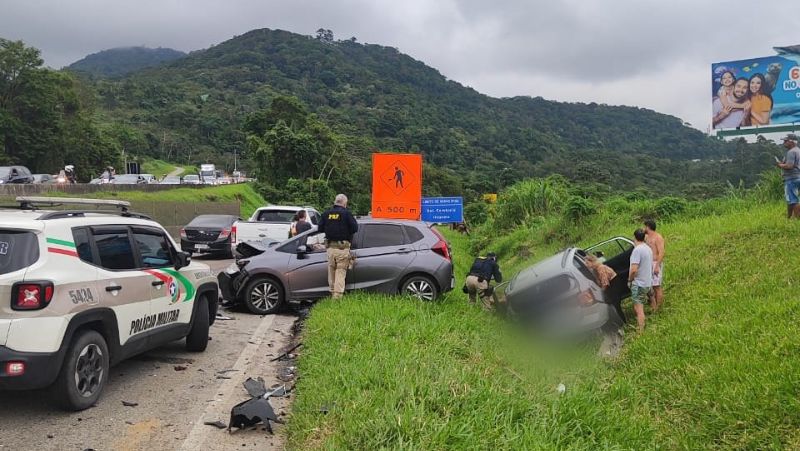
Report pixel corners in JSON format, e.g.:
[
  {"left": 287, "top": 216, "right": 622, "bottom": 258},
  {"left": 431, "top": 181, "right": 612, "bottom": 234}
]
[
  {"left": 465, "top": 252, "right": 502, "bottom": 311},
  {"left": 317, "top": 194, "right": 358, "bottom": 299}
]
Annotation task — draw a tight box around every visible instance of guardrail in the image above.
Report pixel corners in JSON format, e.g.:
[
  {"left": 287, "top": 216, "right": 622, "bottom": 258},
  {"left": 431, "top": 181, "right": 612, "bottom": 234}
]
[{"left": 0, "top": 184, "right": 204, "bottom": 196}]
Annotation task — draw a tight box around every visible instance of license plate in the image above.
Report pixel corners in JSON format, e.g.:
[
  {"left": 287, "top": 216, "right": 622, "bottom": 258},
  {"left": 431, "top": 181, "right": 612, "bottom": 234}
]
[
  {"left": 195, "top": 244, "right": 209, "bottom": 250},
  {"left": 450, "top": 276, "right": 455, "bottom": 289}
]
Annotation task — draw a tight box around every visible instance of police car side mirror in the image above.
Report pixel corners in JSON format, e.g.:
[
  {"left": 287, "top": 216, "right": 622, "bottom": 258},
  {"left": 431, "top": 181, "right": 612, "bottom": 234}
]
[{"left": 175, "top": 251, "right": 191, "bottom": 270}]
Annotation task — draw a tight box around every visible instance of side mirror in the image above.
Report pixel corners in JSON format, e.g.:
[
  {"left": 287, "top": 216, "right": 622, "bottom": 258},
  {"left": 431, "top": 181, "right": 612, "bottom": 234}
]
[{"left": 175, "top": 251, "right": 191, "bottom": 270}]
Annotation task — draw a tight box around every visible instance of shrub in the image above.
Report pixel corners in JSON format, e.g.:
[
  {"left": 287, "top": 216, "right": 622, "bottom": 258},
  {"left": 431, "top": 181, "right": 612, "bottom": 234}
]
[
  {"left": 494, "top": 176, "right": 568, "bottom": 228},
  {"left": 564, "top": 196, "right": 597, "bottom": 222}
]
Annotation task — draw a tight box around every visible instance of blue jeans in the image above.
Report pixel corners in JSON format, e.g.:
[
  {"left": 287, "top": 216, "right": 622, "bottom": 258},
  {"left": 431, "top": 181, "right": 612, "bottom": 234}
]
[{"left": 785, "top": 178, "right": 800, "bottom": 205}]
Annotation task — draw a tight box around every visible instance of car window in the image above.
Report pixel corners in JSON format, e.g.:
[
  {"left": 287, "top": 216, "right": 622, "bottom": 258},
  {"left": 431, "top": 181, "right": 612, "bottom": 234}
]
[
  {"left": 188, "top": 215, "right": 234, "bottom": 227},
  {"left": 361, "top": 224, "right": 405, "bottom": 248},
  {"left": 585, "top": 238, "right": 632, "bottom": 262},
  {"left": 256, "top": 210, "right": 297, "bottom": 223},
  {"left": 573, "top": 256, "right": 595, "bottom": 282},
  {"left": 72, "top": 228, "right": 96, "bottom": 264},
  {"left": 404, "top": 226, "right": 424, "bottom": 243},
  {"left": 93, "top": 229, "right": 136, "bottom": 270},
  {"left": 0, "top": 230, "right": 39, "bottom": 275},
  {"left": 133, "top": 230, "right": 174, "bottom": 268}
]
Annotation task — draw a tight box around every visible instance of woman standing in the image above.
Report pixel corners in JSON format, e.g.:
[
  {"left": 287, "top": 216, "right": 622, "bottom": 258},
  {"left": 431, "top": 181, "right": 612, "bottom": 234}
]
[{"left": 748, "top": 73, "right": 773, "bottom": 126}]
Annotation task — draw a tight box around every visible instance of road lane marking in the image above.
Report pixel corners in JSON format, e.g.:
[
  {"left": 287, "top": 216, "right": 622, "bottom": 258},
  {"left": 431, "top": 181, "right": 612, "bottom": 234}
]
[{"left": 180, "top": 313, "right": 277, "bottom": 449}]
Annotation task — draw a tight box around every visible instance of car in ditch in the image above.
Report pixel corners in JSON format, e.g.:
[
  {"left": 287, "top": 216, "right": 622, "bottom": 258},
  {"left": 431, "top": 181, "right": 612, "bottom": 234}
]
[
  {"left": 219, "top": 219, "right": 455, "bottom": 314},
  {"left": 0, "top": 197, "right": 218, "bottom": 410},
  {"left": 503, "top": 236, "right": 633, "bottom": 336}
]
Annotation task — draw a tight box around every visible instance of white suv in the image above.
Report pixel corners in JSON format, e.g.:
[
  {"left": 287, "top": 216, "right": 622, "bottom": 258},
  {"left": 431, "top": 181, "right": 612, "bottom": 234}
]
[{"left": 0, "top": 197, "right": 218, "bottom": 410}]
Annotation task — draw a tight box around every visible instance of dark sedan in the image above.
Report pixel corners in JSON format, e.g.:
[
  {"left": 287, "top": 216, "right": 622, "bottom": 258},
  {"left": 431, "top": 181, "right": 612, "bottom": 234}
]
[{"left": 180, "top": 214, "right": 241, "bottom": 258}]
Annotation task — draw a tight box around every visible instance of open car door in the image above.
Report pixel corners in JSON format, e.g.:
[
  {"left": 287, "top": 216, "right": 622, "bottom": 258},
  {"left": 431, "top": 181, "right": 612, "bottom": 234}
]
[{"left": 585, "top": 237, "right": 634, "bottom": 316}]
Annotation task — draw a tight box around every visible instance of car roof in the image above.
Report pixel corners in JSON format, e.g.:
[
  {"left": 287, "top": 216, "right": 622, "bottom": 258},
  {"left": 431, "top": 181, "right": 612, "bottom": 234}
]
[{"left": 0, "top": 208, "right": 165, "bottom": 229}]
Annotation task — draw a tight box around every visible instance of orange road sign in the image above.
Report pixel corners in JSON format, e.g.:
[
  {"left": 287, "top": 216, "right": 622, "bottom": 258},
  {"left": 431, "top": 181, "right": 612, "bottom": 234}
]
[{"left": 371, "top": 153, "right": 422, "bottom": 219}]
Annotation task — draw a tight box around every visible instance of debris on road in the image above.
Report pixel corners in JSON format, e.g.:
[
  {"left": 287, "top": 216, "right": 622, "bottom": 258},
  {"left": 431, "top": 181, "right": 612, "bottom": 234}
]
[
  {"left": 174, "top": 365, "right": 188, "bottom": 371},
  {"left": 121, "top": 401, "right": 138, "bottom": 407},
  {"left": 269, "top": 343, "right": 302, "bottom": 362},
  {"left": 204, "top": 420, "right": 227, "bottom": 429},
  {"left": 216, "top": 313, "right": 234, "bottom": 321},
  {"left": 228, "top": 377, "right": 284, "bottom": 434}
]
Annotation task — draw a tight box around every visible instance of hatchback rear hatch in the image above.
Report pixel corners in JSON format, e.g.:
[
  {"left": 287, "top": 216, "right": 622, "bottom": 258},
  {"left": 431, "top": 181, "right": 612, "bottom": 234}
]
[{"left": 0, "top": 226, "right": 44, "bottom": 346}]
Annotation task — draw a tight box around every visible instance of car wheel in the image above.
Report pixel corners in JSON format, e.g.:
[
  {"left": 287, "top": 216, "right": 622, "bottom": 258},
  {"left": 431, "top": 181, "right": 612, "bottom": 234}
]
[
  {"left": 244, "top": 277, "right": 285, "bottom": 314},
  {"left": 401, "top": 275, "right": 439, "bottom": 301},
  {"left": 186, "top": 294, "right": 210, "bottom": 352},
  {"left": 52, "top": 330, "right": 109, "bottom": 411}
]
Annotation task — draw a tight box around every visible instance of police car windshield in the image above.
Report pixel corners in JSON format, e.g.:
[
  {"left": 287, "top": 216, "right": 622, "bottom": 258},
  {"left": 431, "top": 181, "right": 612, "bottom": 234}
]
[{"left": 0, "top": 231, "right": 39, "bottom": 275}]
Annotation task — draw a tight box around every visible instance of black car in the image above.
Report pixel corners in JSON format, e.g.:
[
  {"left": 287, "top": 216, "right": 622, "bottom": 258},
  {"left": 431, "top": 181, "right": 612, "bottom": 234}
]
[
  {"left": 0, "top": 166, "right": 34, "bottom": 184},
  {"left": 181, "top": 214, "right": 240, "bottom": 258}
]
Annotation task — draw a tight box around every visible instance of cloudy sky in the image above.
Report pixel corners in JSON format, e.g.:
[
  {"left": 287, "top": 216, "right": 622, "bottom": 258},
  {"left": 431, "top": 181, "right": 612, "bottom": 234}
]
[{"left": 1, "top": 0, "right": 797, "bottom": 131}]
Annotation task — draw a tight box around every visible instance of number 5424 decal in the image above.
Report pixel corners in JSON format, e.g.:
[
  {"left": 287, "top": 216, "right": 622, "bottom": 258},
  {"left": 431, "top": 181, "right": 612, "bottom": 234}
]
[{"left": 69, "top": 288, "right": 97, "bottom": 305}]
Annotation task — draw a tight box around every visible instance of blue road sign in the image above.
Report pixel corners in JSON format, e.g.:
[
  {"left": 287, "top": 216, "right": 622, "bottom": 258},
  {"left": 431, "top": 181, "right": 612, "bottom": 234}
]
[{"left": 421, "top": 197, "right": 463, "bottom": 223}]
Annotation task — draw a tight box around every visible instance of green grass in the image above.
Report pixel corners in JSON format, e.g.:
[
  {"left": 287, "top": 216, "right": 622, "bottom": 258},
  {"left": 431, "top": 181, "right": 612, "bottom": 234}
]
[
  {"left": 287, "top": 199, "right": 800, "bottom": 449},
  {"left": 34, "top": 184, "right": 265, "bottom": 218},
  {"left": 140, "top": 158, "right": 198, "bottom": 177}
]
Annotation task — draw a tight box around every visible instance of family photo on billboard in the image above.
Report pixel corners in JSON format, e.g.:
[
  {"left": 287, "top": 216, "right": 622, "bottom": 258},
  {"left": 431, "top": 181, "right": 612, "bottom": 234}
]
[{"left": 712, "top": 47, "right": 800, "bottom": 130}]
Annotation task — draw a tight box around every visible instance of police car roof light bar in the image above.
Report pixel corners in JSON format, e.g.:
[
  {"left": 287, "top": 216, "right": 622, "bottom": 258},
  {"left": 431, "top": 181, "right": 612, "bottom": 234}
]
[{"left": 16, "top": 196, "right": 132, "bottom": 212}]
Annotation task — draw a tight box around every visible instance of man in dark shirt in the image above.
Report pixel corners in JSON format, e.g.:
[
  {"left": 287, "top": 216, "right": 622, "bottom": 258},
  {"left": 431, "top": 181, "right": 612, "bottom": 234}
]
[
  {"left": 465, "top": 252, "right": 502, "bottom": 311},
  {"left": 317, "top": 194, "right": 359, "bottom": 298}
]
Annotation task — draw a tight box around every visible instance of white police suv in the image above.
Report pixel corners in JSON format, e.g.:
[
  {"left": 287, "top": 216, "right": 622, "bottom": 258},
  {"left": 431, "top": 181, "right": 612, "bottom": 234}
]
[{"left": 0, "top": 197, "right": 218, "bottom": 410}]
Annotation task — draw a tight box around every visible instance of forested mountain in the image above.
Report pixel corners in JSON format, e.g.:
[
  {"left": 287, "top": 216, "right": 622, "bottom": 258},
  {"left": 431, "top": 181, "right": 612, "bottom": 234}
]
[
  {"left": 67, "top": 46, "right": 186, "bottom": 77},
  {"left": 79, "top": 28, "right": 769, "bottom": 197},
  {"left": 1, "top": 29, "right": 780, "bottom": 211}
]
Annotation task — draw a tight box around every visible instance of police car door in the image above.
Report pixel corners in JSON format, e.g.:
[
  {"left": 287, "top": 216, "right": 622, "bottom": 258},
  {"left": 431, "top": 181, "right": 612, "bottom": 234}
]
[
  {"left": 131, "top": 227, "right": 188, "bottom": 336},
  {"left": 88, "top": 226, "right": 152, "bottom": 346}
]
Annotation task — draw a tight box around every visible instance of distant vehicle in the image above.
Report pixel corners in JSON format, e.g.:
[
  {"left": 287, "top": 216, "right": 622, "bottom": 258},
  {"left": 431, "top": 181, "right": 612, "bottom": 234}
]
[
  {"left": 219, "top": 219, "right": 454, "bottom": 314},
  {"left": 232, "top": 206, "right": 321, "bottom": 252},
  {"left": 0, "top": 166, "right": 34, "bottom": 184},
  {"left": 182, "top": 174, "right": 201, "bottom": 185},
  {"left": 139, "top": 174, "right": 157, "bottom": 184},
  {"left": 160, "top": 176, "right": 181, "bottom": 185},
  {"left": 199, "top": 164, "right": 217, "bottom": 185},
  {"left": 32, "top": 174, "right": 56, "bottom": 184},
  {"left": 110, "top": 174, "right": 147, "bottom": 185},
  {"left": 504, "top": 236, "right": 634, "bottom": 337},
  {"left": 180, "top": 214, "right": 240, "bottom": 258}
]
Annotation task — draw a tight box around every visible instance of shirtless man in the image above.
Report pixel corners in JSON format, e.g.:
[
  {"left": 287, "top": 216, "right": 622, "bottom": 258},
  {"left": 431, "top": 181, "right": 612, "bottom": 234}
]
[{"left": 644, "top": 220, "right": 665, "bottom": 311}]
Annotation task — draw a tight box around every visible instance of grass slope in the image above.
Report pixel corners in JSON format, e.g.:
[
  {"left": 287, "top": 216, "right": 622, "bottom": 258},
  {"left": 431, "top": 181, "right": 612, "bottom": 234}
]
[
  {"left": 287, "top": 200, "right": 800, "bottom": 449},
  {"left": 37, "top": 183, "right": 265, "bottom": 218},
  {"left": 140, "top": 158, "right": 197, "bottom": 177}
]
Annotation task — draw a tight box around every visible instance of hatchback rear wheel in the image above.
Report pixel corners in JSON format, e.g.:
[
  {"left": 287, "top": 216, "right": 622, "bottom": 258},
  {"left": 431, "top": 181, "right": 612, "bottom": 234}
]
[{"left": 401, "top": 275, "right": 438, "bottom": 301}]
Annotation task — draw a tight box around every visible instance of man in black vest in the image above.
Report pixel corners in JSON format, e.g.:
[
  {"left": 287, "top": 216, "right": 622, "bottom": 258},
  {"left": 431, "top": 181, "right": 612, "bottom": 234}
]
[
  {"left": 317, "top": 194, "right": 358, "bottom": 298},
  {"left": 465, "top": 252, "right": 502, "bottom": 310}
]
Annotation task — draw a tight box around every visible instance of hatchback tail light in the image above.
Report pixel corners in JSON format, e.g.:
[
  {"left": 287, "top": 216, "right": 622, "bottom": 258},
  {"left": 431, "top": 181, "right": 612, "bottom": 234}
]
[
  {"left": 429, "top": 227, "right": 451, "bottom": 261},
  {"left": 219, "top": 227, "right": 231, "bottom": 239},
  {"left": 12, "top": 281, "right": 54, "bottom": 310},
  {"left": 180, "top": 228, "right": 187, "bottom": 239},
  {"left": 231, "top": 225, "right": 237, "bottom": 244}
]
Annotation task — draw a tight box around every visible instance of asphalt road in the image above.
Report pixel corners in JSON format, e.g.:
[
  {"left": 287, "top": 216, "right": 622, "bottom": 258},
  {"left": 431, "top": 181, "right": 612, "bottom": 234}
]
[{"left": 0, "top": 257, "right": 298, "bottom": 451}]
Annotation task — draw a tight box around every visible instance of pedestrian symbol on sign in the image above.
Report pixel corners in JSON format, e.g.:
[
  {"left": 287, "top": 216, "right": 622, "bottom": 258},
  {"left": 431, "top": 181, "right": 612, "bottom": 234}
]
[{"left": 381, "top": 160, "right": 415, "bottom": 196}]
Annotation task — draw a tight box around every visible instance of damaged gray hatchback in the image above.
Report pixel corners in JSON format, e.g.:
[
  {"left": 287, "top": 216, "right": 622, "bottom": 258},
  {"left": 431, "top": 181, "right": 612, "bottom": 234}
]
[
  {"left": 503, "top": 237, "right": 633, "bottom": 337},
  {"left": 219, "top": 219, "right": 455, "bottom": 314}
]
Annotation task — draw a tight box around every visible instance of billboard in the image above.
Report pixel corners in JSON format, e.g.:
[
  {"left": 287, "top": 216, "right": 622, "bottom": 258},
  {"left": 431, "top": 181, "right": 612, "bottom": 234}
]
[{"left": 711, "top": 46, "right": 800, "bottom": 130}]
